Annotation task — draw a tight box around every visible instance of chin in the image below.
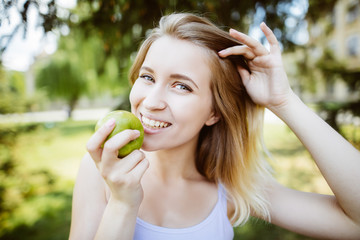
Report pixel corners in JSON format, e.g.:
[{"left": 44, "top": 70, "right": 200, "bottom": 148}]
[{"left": 140, "top": 142, "right": 162, "bottom": 152}]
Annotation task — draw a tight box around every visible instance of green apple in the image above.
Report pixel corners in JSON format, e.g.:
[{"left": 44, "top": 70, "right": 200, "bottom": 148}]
[{"left": 95, "top": 110, "right": 144, "bottom": 157}]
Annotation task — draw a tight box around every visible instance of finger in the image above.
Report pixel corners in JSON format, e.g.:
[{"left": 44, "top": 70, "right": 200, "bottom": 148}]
[
  {"left": 130, "top": 158, "right": 149, "bottom": 183},
  {"left": 237, "top": 65, "right": 251, "bottom": 86},
  {"left": 86, "top": 118, "right": 116, "bottom": 163},
  {"left": 101, "top": 149, "right": 145, "bottom": 181},
  {"left": 229, "top": 28, "right": 268, "bottom": 56},
  {"left": 260, "top": 22, "right": 281, "bottom": 54},
  {"left": 118, "top": 150, "right": 146, "bottom": 173},
  {"left": 101, "top": 129, "right": 141, "bottom": 163},
  {"left": 218, "top": 45, "right": 256, "bottom": 60}
]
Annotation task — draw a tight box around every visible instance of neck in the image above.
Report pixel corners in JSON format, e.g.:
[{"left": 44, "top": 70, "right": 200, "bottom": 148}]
[{"left": 144, "top": 138, "right": 203, "bottom": 183}]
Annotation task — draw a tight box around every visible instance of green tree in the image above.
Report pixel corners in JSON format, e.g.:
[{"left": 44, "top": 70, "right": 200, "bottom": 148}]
[
  {"left": 0, "top": 67, "right": 27, "bottom": 114},
  {"left": 3, "top": 0, "right": 336, "bottom": 84},
  {"left": 2, "top": 0, "right": 305, "bottom": 55},
  {"left": 3, "top": 0, "right": 339, "bottom": 113},
  {"left": 36, "top": 60, "right": 84, "bottom": 118},
  {"left": 35, "top": 27, "right": 126, "bottom": 117}
]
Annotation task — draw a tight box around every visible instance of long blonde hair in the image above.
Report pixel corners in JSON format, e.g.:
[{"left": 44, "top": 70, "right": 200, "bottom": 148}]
[{"left": 129, "top": 13, "right": 273, "bottom": 226}]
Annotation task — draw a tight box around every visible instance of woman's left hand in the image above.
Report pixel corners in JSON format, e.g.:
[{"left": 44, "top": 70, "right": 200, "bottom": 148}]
[{"left": 219, "top": 22, "right": 292, "bottom": 111}]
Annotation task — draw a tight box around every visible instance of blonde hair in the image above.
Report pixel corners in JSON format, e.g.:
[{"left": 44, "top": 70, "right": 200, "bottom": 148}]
[{"left": 129, "top": 13, "right": 273, "bottom": 226}]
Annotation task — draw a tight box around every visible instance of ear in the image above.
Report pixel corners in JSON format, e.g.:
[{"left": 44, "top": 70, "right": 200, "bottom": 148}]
[{"left": 205, "top": 111, "right": 220, "bottom": 126}]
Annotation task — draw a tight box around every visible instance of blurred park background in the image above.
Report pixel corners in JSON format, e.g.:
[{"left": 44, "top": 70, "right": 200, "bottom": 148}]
[{"left": 0, "top": 0, "right": 360, "bottom": 239}]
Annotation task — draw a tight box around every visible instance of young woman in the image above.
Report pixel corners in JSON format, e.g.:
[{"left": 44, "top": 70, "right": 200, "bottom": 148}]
[{"left": 69, "top": 13, "right": 360, "bottom": 239}]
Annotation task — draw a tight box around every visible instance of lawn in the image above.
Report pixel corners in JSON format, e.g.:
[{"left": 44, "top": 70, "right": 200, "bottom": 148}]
[
  {"left": 0, "top": 119, "right": 357, "bottom": 239},
  {"left": 0, "top": 121, "right": 95, "bottom": 240}
]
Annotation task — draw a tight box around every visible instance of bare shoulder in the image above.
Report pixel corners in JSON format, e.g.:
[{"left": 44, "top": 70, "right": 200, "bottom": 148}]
[
  {"left": 75, "top": 154, "right": 105, "bottom": 189},
  {"left": 73, "top": 153, "right": 107, "bottom": 203}
]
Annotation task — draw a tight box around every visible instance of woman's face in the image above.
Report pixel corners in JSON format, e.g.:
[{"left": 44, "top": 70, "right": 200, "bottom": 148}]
[{"left": 130, "top": 36, "right": 218, "bottom": 152}]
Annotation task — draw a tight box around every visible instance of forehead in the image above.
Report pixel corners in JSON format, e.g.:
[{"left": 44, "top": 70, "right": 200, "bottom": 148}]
[{"left": 142, "top": 36, "right": 212, "bottom": 82}]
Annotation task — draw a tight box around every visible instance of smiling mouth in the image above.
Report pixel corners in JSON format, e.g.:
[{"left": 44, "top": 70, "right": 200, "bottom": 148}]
[{"left": 141, "top": 115, "right": 172, "bottom": 129}]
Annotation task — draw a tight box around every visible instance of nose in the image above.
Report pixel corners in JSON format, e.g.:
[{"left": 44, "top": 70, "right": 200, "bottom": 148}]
[{"left": 142, "top": 85, "right": 167, "bottom": 111}]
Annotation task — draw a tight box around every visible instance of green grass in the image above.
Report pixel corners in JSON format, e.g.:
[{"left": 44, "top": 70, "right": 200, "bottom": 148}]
[
  {"left": 14, "top": 121, "right": 95, "bottom": 181},
  {"left": 263, "top": 123, "right": 332, "bottom": 194},
  {"left": 1, "top": 120, "right": 358, "bottom": 239},
  {"left": 0, "top": 121, "right": 95, "bottom": 240}
]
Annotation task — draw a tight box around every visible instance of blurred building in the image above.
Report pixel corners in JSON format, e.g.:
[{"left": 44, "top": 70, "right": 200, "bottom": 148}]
[
  {"left": 309, "top": 0, "right": 360, "bottom": 69},
  {"left": 302, "top": 0, "right": 360, "bottom": 103}
]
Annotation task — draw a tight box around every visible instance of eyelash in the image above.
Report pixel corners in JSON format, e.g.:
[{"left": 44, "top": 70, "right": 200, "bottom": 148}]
[
  {"left": 173, "top": 82, "right": 193, "bottom": 92},
  {"left": 139, "top": 74, "right": 154, "bottom": 82},
  {"left": 139, "top": 74, "right": 193, "bottom": 93}
]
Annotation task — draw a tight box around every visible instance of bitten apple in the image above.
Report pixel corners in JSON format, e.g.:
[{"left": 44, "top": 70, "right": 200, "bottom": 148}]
[{"left": 95, "top": 110, "right": 144, "bottom": 157}]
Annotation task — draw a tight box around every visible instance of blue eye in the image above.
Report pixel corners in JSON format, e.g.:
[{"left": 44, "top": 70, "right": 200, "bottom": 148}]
[
  {"left": 140, "top": 74, "right": 154, "bottom": 82},
  {"left": 173, "top": 82, "right": 193, "bottom": 92}
]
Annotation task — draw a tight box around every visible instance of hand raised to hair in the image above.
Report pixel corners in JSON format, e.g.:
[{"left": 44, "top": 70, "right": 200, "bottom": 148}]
[{"left": 219, "top": 23, "right": 292, "bottom": 111}]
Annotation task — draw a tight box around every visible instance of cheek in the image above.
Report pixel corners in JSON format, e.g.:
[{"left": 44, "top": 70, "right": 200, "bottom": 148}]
[{"left": 173, "top": 95, "right": 213, "bottom": 127}]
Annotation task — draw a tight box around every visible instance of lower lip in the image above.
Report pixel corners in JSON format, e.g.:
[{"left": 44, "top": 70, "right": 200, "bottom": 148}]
[{"left": 142, "top": 124, "right": 170, "bottom": 134}]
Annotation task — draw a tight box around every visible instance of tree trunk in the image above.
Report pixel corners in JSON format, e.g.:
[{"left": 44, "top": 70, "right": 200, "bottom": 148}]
[{"left": 67, "top": 96, "right": 78, "bottom": 119}]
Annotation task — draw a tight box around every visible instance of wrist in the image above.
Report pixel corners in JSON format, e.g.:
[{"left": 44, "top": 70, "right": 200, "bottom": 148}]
[
  {"left": 95, "top": 196, "right": 139, "bottom": 240},
  {"left": 107, "top": 196, "right": 140, "bottom": 216},
  {"left": 267, "top": 90, "right": 302, "bottom": 119}
]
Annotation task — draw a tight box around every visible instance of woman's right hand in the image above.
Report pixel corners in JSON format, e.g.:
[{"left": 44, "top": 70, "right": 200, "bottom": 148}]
[{"left": 86, "top": 118, "right": 149, "bottom": 209}]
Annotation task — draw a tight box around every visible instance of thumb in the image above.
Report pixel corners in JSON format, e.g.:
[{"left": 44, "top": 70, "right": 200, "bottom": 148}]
[{"left": 237, "top": 65, "right": 251, "bottom": 87}]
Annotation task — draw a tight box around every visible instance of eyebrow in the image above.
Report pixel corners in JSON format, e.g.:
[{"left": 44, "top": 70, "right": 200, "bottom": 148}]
[
  {"left": 140, "top": 66, "right": 199, "bottom": 90},
  {"left": 140, "top": 66, "right": 154, "bottom": 73}
]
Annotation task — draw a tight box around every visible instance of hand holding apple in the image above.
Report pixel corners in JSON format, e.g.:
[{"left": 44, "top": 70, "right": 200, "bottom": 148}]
[{"left": 95, "top": 110, "right": 144, "bottom": 157}]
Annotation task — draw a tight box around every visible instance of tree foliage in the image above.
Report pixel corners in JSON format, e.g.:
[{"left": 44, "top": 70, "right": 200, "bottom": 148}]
[
  {"left": 307, "top": 0, "right": 337, "bottom": 22},
  {"left": 1, "top": 0, "right": 326, "bottom": 115},
  {"left": 0, "top": 0, "right": 61, "bottom": 55},
  {"left": 2, "top": 0, "right": 331, "bottom": 73},
  {"left": 0, "top": 123, "right": 58, "bottom": 238},
  {"left": 3, "top": 0, "right": 346, "bottom": 118},
  {"left": 36, "top": 60, "right": 84, "bottom": 117},
  {"left": 35, "top": 27, "right": 126, "bottom": 117},
  {"left": 0, "top": 66, "right": 27, "bottom": 114}
]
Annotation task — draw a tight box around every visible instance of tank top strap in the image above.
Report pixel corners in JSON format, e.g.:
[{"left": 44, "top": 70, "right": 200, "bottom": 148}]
[{"left": 217, "top": 183, "right": 229, "bottom": 217}]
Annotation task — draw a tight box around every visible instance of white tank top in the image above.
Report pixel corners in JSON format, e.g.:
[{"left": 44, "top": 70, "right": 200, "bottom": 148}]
[{"left": 133, "top": 185, "right": 234, "bottom": 239}]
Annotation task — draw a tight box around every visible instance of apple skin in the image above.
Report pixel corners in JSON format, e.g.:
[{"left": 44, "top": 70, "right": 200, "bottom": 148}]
[{"left": 95, "top": 110, "right": 144, "bottom": 158}]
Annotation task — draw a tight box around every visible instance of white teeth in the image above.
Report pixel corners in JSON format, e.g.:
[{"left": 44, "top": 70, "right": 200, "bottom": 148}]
[{"left": 142, "top": 116, "right": 170, "bottom": 129}]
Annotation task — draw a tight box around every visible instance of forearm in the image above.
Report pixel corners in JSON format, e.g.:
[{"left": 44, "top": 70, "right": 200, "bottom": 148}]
[
  {"left": 270, "top": 91, "right": 360, "bottom": 223},
  {"left": 95, "top": 198, "right": 138, "bottom": 240}
]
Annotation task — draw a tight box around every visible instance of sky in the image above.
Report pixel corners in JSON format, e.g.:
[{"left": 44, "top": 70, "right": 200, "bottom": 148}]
[{"left": 0, "top": 0, "right": 76, "bottom": 72}]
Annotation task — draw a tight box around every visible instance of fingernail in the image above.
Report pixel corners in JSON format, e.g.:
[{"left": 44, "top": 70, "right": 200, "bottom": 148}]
[
  {"left": 133, "top": 130, "right": 140, "bottom": 138},
  {"left": 229, "top": 28, "right": 240, "bottom": 35},
  {"left": 105, "top": 118, "right": 116, "bottom": 128},
  {"left": 218, "top": 49, "right": 227, "bottom": 55}
]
